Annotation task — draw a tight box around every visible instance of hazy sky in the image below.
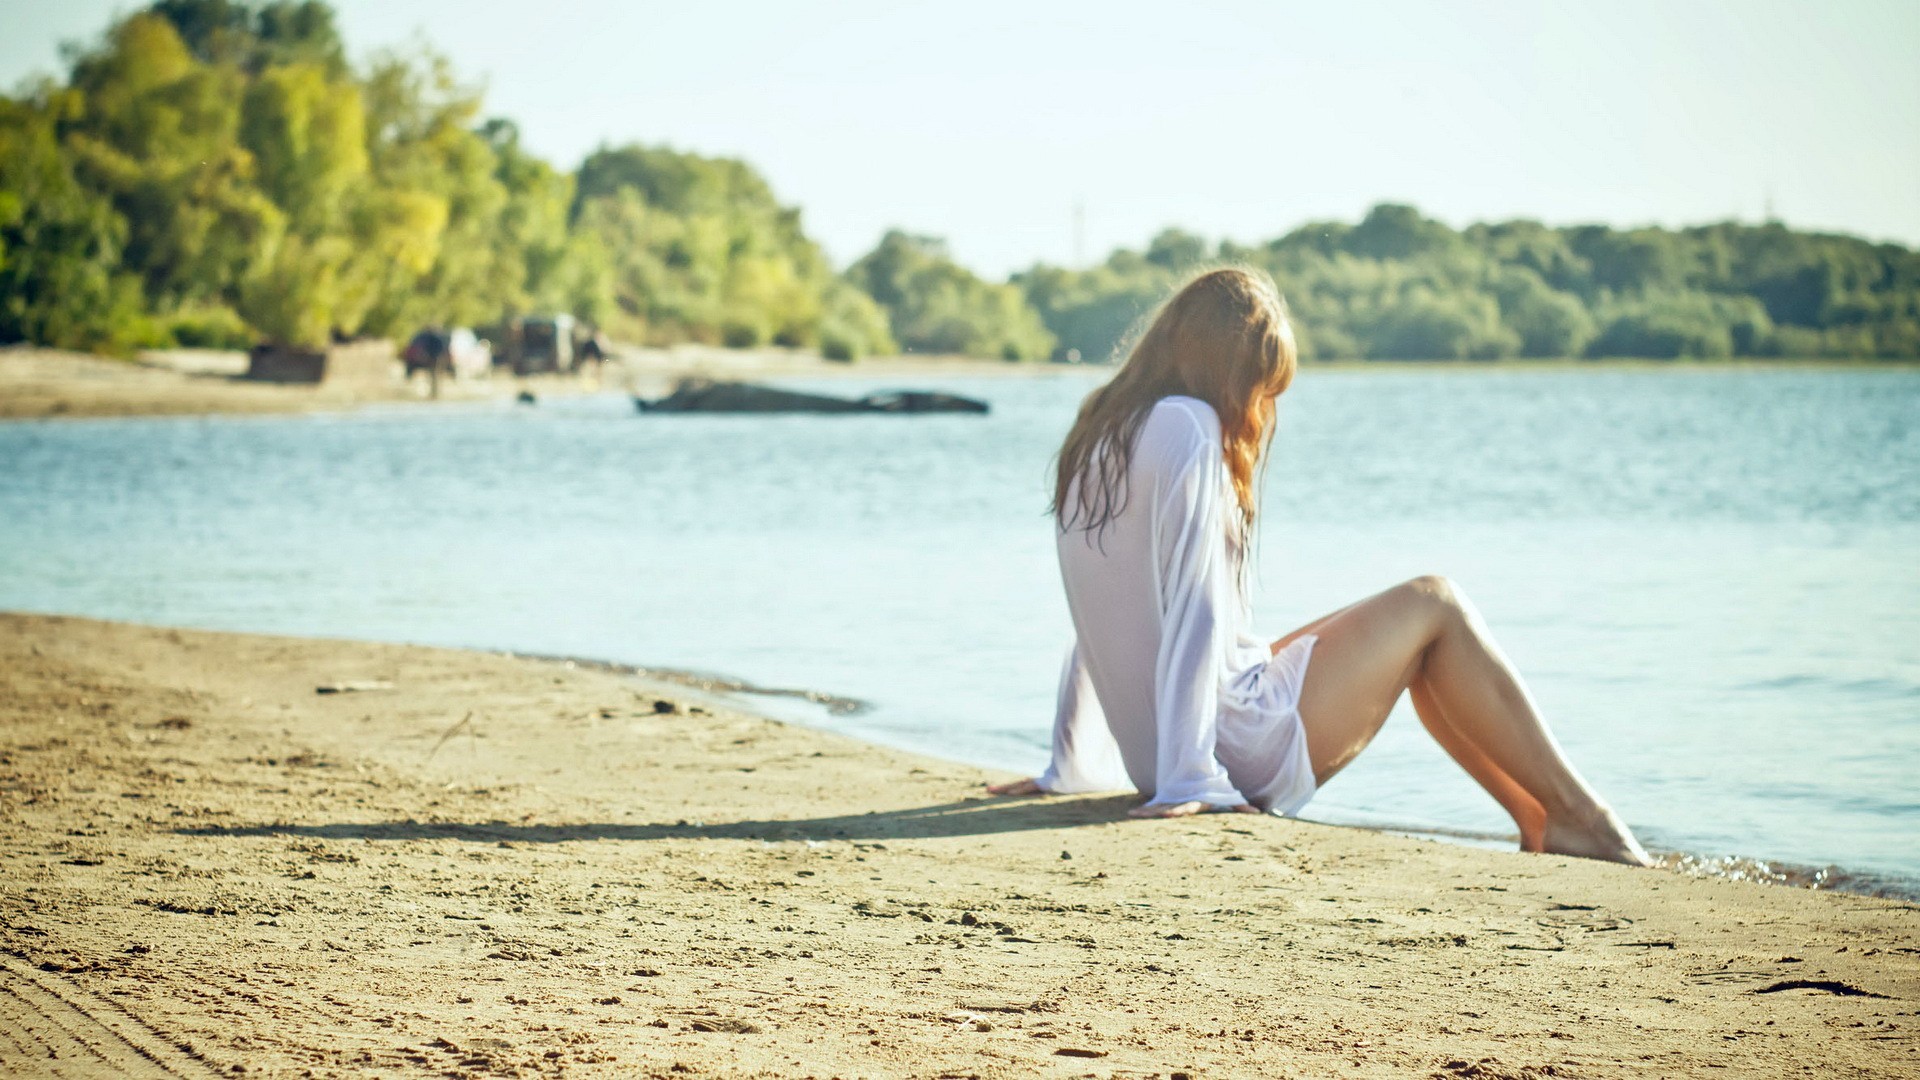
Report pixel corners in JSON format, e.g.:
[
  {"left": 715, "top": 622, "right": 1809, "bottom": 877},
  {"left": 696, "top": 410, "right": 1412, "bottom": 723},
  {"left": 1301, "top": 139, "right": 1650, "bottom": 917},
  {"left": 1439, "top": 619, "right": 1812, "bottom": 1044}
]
[{"left": 3, "top": 0, "right": 1916, "bottom": 276}]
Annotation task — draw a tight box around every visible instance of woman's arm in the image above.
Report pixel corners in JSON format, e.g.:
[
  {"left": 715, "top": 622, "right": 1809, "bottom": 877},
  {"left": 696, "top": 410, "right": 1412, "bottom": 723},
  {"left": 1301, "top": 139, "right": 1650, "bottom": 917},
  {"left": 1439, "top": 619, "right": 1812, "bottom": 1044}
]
[{"left": 1139, "top": 411, "right": 1254, "bottom": 814}]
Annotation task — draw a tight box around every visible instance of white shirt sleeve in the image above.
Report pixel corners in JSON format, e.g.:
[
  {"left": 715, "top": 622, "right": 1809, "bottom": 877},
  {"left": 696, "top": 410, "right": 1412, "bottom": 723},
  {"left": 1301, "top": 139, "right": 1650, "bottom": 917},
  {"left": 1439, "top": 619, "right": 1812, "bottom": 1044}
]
[
  {"left": 1144, "top": 415, "right": 1250, "bottom": 809},
  {"left": 1035, "top": 642, "right": 1129, "bottom": 793}
]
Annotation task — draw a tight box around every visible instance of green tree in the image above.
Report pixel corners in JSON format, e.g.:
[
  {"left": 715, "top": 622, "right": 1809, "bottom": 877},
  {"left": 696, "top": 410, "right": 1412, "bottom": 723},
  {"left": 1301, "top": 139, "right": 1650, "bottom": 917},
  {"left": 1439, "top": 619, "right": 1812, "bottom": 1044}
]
[
  {"left": 239, "top": 61, "right": 365, "bottom": 236},
  {"left": 1144, "top": 228, "right": 1208, "bottom": 271},
  {"left": 1344, "top": 203, "right": 1462, "bottom": 262},
  {"left": 61, "top": 12, "right": 281, "bottom": 334},
  {"left": 849, "top": 231, "right": 1054, "bottom": 360},
  {"left": 817, "top": 280, "right": 895, "bottom": 360},
  {"left": 570, "top": 142, "right": 861, "bottom": 350},
  {"left": 1587, "top": 294, "right": 1735, "bottom": 359},
  {"left": 352, "top": 50, "right": 504, "bottom": 336},
  {"left": 1467, "top": 219, "right": 1590, "bottom": 293},
  {"left": 1568, "top": 227, "right": 1690, "bottom": 294},
  {"left": 482, "top": 118, "right": 602, "bottom": 320},
  {"left": 1491, "top": 267, "right": 1596, "bottom": 357},
  {"left": 1366, "top": 290, "right": 1518, "bottom": 360},
  {"left": 1015, "top": 255, "right": 1172, "bottom": 362},
  {"left": 153, "top": 0, "right": 346, "bottom": 73},
  {"left": 232, "top": 59, "right": 369, "bottom": 344},
  {"left": 0, "top": 93, "right": 153, "bottom": 351}
]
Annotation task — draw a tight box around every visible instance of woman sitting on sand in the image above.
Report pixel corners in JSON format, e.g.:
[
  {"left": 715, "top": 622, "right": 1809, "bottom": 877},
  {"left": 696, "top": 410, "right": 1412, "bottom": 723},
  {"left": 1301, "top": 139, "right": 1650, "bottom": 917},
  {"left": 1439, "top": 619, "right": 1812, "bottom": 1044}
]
[{"left": 990, "top": 268, "right": 1651, "bottom": 866}]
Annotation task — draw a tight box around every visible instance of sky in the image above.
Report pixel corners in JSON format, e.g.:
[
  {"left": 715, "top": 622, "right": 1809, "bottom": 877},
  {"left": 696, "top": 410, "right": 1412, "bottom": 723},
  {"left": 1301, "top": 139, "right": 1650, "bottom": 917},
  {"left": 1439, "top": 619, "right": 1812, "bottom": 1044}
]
[{"left": 2, "top": 0, "right": 1916, "bottom": 278}]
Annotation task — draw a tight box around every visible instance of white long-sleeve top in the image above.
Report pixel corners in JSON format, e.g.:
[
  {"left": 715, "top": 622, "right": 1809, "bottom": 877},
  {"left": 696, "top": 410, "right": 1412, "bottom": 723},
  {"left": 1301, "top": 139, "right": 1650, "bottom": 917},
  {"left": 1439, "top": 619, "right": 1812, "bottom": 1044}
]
[{"left": 1035, "top": 395, "right": 1319, "bottom": 815}]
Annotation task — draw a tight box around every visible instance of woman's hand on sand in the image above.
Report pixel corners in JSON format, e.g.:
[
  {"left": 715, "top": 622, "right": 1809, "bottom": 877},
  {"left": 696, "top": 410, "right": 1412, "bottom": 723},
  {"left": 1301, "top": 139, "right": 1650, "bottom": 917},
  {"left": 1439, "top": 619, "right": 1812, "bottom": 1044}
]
[
  {"left": 1128, "top": 800, "right": 1259, "bottom": 818},
  {"left": 985, "top": 777, "right": 1046, "bottom": 797}
]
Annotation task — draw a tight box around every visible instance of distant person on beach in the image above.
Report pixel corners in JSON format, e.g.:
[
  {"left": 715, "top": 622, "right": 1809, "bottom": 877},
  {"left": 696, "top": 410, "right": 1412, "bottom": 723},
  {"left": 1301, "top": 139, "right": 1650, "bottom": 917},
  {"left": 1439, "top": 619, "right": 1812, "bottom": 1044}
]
[{"left": 990, "top": 268, "right": 1651, "bottom": 866}]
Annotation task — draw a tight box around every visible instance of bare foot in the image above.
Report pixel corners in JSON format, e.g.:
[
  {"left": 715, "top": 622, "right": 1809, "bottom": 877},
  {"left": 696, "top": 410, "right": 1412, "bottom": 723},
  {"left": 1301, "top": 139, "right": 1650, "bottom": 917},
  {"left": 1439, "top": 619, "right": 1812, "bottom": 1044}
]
[
  {"left": 1128, "top": 800, "right": 1260, "bottom": 818},
  {"left": 985, "top": 777, "right": 1046, "bottom": 797},
  {"left": 1540, "top": 806, "right": 1653, "bottom": 867}
]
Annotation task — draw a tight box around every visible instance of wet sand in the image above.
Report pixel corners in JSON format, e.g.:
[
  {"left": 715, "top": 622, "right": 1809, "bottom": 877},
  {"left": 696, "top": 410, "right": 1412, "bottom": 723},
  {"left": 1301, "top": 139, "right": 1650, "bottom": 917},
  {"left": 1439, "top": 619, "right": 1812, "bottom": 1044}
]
[{"left": 1, "top": 613, "right": 1914, "bottom": 1078}]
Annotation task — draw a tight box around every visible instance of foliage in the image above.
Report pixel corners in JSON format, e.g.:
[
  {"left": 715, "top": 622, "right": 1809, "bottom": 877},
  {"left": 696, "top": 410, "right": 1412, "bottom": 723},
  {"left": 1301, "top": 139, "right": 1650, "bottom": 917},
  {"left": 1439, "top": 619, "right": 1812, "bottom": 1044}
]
[
  {"left": 1017, "top": 205, "right": 1920, "bottom": 362},
  {"left": 0, "top": 92, "right": 156, "bottom": 352},
  {"left": 818, "top": 282, "right": 896, "bottom": 361},
  {"left": 151, "top": 0, "right": 347, "bottom": 74},
  {"left": 847, "top": 231, "right": 1054, "bottom": 360},
  {"left": 565, "top": 142, "right": 903, "bottom": 356},
  {"left": 0, "top": 1, "right": 619, "bottom": 351},
  {"left": 2, "top": 1, "right": 1915, "bottom": 364},
  {"left": 1490, "top": 267, "right": 1597, "bottom": 358},
  {"left": 1016, "top": 244, "right": 1178, "bottom": 363},
  {"left": 1367, "top": 290, "right": 1519, "bottom": 360},
  {"left": 163, "top": 302, "right": 253, "bottom": 347}
]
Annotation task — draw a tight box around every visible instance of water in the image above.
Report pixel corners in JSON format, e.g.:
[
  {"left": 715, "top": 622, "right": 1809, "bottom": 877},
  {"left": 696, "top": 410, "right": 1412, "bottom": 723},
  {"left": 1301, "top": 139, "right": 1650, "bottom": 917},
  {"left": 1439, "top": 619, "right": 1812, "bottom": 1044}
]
[{"left": 2, "top": 366, "right": 1915, "bottom": 894}]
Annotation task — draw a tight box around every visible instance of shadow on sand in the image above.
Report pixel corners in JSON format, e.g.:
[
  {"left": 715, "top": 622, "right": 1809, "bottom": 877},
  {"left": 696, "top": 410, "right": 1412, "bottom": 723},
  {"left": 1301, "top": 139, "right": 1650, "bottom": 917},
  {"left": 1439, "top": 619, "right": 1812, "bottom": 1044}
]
[{"left": 175, "top": 794, "right": 1140, "bottom": 846}]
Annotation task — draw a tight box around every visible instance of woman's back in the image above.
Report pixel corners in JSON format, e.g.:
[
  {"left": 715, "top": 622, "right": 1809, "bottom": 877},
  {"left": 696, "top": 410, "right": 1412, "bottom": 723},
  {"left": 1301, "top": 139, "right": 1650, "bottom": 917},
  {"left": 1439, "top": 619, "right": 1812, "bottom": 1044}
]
[
  {"left": 1054, "top": 395, "right": 1314, "bottom": 812},
  {"left": 1057, "top": 396, "right": 1232, "bottom": 725}
]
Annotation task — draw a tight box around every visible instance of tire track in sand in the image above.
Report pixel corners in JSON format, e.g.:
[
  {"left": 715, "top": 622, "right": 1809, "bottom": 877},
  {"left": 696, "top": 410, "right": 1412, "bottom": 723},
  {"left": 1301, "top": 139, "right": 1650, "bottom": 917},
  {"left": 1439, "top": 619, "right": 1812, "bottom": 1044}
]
[{"left": 0, "top": 956, "right": 217, "bottom": 1077}]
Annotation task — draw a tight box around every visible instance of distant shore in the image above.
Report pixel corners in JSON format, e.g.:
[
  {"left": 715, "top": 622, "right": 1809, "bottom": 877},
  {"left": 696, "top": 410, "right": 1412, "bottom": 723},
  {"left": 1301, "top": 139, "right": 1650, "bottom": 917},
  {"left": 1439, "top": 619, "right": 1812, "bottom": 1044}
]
[
  {"left": 1, "top": 612, "right": 1913, "bottom": 1076},
  {"left": 0, "top": 344, "right": 1059, "bottom": 422},
  {"left": 8, "top": 343, "right": 1912, "bottom": 422}
]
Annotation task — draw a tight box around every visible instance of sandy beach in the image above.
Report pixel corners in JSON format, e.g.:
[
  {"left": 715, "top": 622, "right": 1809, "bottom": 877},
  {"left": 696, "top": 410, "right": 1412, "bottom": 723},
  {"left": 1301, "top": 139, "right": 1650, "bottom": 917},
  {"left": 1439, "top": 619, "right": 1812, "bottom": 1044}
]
[
  {"left": 0, "top": 613, "right": 1913, "bottom": 1078},
  {"left": 0, "top": 345, "right": 1057, "bottom": 422},
  {"left": 0, "top": 348, "right": 410, "bottom": 420}
]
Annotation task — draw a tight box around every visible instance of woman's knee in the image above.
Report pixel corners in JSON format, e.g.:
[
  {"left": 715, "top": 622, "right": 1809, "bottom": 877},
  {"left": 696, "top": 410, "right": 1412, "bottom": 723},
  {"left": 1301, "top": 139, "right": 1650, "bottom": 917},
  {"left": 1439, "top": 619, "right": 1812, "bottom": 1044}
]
[
  {"left": 1398, "top": 574, "right": 1469, "bottom": 626},
  {"left": 1403, "top": 573, "right": 1460, "bottom": 605}
]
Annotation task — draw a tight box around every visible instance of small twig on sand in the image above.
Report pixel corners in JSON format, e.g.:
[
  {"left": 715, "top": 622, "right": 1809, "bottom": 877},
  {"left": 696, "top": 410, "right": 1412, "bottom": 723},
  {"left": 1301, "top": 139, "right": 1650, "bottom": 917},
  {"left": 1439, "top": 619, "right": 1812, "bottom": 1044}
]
[{"left": 427, "top": 711, "right": 476, "bottom": 762}]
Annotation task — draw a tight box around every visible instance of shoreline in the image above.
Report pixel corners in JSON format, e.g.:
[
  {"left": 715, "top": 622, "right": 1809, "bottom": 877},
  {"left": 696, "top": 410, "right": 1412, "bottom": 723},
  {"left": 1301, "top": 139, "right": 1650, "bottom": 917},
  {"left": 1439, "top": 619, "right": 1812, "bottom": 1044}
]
[
  {"left": 2, "top": 612, "right": 1913, "bottom": 1076},
  {"left": 512, "top": 648, "right": 1920, "bottom": 905},
  {"left": 7, "top": 343, "right": 1914, "bottom": 423},
  {"left": 7, "top": 599, "right": 1912, "bottom": 904},
  {"left": 0, "top": 344, "right": 1064, "bottom": 422}
]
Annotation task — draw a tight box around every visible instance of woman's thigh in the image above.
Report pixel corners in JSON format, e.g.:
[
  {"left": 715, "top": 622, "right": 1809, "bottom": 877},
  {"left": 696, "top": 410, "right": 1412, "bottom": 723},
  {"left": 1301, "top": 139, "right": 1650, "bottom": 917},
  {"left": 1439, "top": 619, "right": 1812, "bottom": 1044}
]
[
  {"left": 1289, "top": 579, "right": 1447, "bottom": 784},
  {"left": 1268, "top": 601, "right": 1352, "bottom": 656}
]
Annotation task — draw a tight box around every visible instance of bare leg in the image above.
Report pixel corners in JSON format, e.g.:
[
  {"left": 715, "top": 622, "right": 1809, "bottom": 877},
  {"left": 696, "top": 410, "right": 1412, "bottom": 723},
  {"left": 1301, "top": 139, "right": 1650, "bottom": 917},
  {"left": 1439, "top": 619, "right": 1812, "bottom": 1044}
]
[
  {"left": 1285, "top": 576, "right": 1649, "bottom": 866},
  {"left": 1409, "top": 676, "right": 1547, "bottom": 851}
]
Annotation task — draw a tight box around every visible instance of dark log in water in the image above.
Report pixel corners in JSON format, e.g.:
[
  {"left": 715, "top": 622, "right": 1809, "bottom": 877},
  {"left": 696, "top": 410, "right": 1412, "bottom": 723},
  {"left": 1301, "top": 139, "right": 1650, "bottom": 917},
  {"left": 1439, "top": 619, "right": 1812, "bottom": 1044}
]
[{"left": 633, "top": 378, "right": 988, "bottom": 415}]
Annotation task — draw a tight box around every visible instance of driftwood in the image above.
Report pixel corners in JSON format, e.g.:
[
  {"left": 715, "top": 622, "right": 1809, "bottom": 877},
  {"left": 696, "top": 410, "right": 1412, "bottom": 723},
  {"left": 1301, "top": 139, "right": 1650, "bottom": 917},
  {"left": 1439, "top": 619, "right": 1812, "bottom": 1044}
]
[{"left": 633, "top": 379, "right": 988, "bottom": 415}]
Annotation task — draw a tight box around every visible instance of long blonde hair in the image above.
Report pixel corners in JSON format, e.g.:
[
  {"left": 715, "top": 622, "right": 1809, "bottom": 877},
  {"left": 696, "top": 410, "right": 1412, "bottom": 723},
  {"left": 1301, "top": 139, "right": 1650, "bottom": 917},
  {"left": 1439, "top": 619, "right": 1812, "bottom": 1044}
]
[{"left": 1053, "top": 267, "right": 1298, "bottom": 538}]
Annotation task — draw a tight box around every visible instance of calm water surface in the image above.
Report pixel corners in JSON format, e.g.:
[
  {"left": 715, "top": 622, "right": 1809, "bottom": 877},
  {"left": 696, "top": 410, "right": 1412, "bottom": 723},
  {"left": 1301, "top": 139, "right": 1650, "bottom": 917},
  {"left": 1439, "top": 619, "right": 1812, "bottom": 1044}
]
[{"left": 2, "top": 367, "right": 1915, "bottom": 892}]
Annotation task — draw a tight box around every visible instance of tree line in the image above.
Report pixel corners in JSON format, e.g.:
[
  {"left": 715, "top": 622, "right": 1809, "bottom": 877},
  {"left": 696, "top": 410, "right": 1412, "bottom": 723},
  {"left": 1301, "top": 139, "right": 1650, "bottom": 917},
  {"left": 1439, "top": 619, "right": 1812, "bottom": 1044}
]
[
  {"left": 1026, "top": 206, "right": 1920, "bottom": 362},
  {"left": 3, "top": 1, "right": 1915, "bottom": 363}
]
